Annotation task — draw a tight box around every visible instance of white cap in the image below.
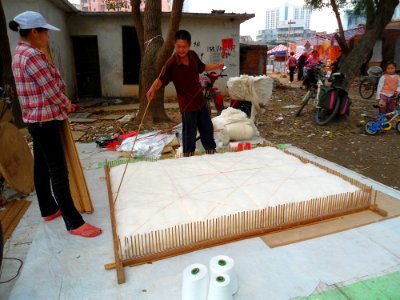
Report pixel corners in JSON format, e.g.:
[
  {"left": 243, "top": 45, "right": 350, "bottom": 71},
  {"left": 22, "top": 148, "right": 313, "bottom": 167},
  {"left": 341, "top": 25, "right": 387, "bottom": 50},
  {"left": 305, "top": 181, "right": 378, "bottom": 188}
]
[{"left": 14, "top": 11, "right": 60, "bottom": 31}]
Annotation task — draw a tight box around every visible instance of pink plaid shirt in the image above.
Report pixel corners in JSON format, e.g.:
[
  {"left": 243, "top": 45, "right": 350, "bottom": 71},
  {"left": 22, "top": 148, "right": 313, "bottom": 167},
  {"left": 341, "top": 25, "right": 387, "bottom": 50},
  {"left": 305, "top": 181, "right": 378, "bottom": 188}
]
[{"left": 12, "top": 41, "right": 70, "bottom": 123}]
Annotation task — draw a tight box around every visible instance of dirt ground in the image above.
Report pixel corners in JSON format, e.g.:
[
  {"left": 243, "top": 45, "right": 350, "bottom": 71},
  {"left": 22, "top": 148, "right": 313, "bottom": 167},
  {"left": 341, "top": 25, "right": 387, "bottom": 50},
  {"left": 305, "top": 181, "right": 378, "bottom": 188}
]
[
  {"left": 258, "top": 74, "right": 399, "bottom": 191},
  {"left": 68, "top": 74, "right": 399, "bottom": 192}
]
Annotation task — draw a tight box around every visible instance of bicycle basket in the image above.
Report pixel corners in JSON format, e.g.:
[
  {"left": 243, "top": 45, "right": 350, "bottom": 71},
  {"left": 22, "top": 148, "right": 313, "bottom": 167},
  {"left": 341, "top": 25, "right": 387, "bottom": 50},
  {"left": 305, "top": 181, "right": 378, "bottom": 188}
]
[{"left": 367, "top": 66, "right": 383, "bottom": 78}]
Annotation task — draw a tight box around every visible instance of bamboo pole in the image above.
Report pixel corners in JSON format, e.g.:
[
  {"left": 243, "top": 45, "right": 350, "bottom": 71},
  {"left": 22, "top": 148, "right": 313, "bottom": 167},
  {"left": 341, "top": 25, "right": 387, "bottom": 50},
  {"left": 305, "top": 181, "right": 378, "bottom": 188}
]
[{"left": 104, "top": 165, "right": 125, "bottom": 284}]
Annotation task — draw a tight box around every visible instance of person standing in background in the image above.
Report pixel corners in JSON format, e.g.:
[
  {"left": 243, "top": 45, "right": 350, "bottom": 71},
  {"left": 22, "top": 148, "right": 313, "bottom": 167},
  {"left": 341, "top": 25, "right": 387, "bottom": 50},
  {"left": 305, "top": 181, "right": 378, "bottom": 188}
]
[
  {"left": 297, "top": 52, "right": 307, "bottom": 81},
  {"left": 286, "top": 52, "right": 297, "bottom": 83}
]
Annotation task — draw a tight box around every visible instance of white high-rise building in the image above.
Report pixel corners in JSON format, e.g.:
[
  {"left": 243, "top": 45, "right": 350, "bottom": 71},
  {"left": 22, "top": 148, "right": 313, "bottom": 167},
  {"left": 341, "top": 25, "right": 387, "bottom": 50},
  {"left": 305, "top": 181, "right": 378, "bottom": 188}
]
[
  {"left": 265, "top": 9, "right": 280, "bottom": 30},
  {"left": 261, "top": 2, "right": 312, "bottom": 43},
  {"left": 265, "top": 2, "right": 311, "bottom": 30}
]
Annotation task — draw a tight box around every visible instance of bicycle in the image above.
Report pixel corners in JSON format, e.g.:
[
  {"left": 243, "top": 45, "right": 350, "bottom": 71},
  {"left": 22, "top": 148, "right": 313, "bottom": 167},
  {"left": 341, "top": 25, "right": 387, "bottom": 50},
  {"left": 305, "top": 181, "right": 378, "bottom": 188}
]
[
  {"left": 358, "top": 66, "right": 382, "bottom": 99},
  {"left": 364, "top": 109, "right": 400, "bottom": 135},
  {"left": 295, "top": 65, "right": 326, "bottom": 117},
  {"left": 364, "top": 95, "right": 400, "bottom": 135},
  {"left": 315, "top": 72, "right": 350, "bottom": 126}
]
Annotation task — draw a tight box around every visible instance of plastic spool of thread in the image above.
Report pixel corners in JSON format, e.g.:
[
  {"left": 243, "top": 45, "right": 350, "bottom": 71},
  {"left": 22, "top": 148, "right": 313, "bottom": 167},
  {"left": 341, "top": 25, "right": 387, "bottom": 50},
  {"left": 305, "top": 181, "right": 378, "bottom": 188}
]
[
  {"left": 181, "top": 263, "right": 209, "bottom": 300},
  {"left": 207, "top": 274, "right": 233, "bottom": 300},
  {"left": 209, "top": 255, "right": 238, "bottom": 295}
]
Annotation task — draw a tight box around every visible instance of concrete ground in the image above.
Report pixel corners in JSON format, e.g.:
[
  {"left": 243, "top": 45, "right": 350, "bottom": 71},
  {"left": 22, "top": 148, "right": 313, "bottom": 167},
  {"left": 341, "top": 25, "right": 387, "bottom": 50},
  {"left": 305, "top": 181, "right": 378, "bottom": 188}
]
[{"left": 0, "top": 143, "right": 399, "bottom": 300}]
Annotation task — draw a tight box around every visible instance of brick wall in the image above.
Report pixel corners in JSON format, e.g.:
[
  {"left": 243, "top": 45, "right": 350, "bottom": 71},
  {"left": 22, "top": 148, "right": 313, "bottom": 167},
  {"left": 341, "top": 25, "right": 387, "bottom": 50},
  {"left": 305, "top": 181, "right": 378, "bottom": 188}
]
[{"left": 240, "top": 44, "right": 268, "bottom": 75}]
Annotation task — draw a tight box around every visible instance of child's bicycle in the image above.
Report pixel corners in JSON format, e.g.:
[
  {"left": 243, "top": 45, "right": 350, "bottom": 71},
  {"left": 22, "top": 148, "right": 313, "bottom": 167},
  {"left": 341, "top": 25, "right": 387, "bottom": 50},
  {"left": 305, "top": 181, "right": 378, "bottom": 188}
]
[{"left": 364, "top": 96, "right": 400, "bottom": 135}]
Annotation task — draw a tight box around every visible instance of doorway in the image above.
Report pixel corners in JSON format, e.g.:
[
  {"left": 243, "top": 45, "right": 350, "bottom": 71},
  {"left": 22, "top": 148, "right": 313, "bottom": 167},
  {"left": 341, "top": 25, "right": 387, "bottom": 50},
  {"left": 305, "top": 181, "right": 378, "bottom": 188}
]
[{"left": 71, "top": 36, "right": 101, "bottom": 98}]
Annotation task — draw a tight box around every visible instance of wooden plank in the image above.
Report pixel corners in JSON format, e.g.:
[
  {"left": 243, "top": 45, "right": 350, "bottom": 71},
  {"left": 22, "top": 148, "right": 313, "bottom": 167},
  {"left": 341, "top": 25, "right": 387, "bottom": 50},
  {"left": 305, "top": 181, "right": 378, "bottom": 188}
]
[
  {"left": 262, "top": 191, "right": 400, "bottom": 248},
  {"left": 0, "top": 199, "right": 31, "bottom": 242},
  {"left": 60, "top": 120, "right": 93, "bottom": 213},
  {"left": 104, "top": 165, "right": 125, "bottom": 284}
]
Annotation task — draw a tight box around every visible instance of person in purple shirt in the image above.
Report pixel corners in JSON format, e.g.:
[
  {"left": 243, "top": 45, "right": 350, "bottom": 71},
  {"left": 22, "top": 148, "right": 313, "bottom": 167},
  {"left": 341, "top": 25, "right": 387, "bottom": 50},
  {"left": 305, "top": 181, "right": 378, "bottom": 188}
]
[{"left": 303, "top": 50, "right": 323, "bottom": 89}]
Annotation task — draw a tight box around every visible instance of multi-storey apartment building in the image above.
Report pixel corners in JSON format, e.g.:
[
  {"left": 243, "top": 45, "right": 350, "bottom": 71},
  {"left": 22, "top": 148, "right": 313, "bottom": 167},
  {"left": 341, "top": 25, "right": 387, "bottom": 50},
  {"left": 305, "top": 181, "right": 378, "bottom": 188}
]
[{"left": 258, "top": 2, "right": 313, "bottom": 44}]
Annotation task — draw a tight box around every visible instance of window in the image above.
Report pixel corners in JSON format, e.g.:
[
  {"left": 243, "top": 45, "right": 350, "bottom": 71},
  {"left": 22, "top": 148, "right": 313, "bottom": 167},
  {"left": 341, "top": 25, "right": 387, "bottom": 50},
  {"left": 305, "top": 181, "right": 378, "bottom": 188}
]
[{"left": 122, "top": 26, "right": 141, "bottom": 84}]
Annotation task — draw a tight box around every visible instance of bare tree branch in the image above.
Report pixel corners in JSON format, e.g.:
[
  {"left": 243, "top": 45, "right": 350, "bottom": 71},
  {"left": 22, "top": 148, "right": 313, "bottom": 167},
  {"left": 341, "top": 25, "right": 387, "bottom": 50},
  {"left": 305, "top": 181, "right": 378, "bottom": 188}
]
[
  {"left": 131, "top": 0, "right": 144, "bottom": 57},
  {"left": 156, "top": 0, "right": 184, "bottom": 70}
]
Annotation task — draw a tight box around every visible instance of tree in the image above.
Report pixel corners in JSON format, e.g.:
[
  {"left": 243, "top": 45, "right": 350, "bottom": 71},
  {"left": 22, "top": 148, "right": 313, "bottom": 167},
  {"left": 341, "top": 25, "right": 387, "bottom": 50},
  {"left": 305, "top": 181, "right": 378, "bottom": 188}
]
[
  {"left": 0, "top": 0, "right": 23, "bottom": 127},
  {"left": 103, "top": 0, "right": 130, "bottom": 11},
  {"left": 305, "top": 0, "right": 399, "bottom": 87},
  {"left": 130, "top": 0, "right": 184, "bottom": 124}
]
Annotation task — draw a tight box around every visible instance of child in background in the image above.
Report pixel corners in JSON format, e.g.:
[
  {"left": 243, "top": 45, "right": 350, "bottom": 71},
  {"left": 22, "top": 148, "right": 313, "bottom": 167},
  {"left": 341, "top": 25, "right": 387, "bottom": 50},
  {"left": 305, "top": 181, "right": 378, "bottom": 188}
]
[{"left": 376, "top": 61, "right": 400, "bottom": 114}]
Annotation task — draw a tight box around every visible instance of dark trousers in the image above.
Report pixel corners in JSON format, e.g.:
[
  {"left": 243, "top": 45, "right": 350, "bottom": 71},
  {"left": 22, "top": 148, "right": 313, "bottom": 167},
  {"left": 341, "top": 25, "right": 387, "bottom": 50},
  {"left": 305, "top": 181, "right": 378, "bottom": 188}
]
[
  {"left": 297, "top": 66, "right": 304, "bottom": 80},
  {"left": 181, "top": 105, "right": 216, "bottom": 155},
  {"left": 28, "top": 121, "right": 84, "bottom": 230},
  {"left": 289, "top": 66, "right": 296, "bottom": 82}
]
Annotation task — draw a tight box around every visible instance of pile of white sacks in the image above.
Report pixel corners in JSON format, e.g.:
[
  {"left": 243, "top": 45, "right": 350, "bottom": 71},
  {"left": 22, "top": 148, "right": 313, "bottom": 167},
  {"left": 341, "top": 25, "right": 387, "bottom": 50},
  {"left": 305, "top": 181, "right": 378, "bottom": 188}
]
[
  {"left": 212, "top": 75, "right": 274, "bottom": 146},
  {"left": 212, "top": 107, "right": 259, "bottom": 147}
]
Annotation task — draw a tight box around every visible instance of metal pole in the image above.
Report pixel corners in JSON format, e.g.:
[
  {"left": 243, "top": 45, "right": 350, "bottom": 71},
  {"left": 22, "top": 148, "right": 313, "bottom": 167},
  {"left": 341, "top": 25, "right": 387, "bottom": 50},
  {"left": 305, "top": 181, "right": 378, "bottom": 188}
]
[{"left": 286, "top": 20, "right": 296, "bottom": 74}]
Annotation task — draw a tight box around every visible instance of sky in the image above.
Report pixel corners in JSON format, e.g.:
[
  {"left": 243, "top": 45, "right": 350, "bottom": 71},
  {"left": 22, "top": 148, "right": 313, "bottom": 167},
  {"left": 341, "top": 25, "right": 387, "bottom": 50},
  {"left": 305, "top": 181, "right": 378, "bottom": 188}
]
[{"left": 68, "top": 0, "right": 339, "bottom": 39}]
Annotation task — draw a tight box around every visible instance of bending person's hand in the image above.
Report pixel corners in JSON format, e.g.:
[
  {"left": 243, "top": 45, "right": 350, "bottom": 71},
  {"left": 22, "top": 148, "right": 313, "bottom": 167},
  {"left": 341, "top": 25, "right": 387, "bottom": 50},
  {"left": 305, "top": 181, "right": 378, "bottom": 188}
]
[
  {"left": 146, "top": 79, "right": 162, "bottom": 102},
  {"left": 146, "top": 89, "right": 154, "bottom": 102}
]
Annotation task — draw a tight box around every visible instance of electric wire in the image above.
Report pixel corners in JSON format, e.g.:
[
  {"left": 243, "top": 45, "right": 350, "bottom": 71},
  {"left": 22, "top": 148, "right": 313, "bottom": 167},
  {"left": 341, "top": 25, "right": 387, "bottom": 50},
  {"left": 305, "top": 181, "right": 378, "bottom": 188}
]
[{"left": 0, "top": 257, "right": 23, "bottom": 284}]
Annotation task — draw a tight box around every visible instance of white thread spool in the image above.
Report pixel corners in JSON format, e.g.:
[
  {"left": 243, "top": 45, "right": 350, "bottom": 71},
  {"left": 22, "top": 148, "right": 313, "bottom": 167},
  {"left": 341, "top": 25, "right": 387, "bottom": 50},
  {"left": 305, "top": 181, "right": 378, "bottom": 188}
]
[
  {"left": 181, "top": 263, "right": 209, "bottom": 300},
  {"left": 209, "top": 255, "right": 238, "bottom": 295},
  {"left": 207, "top": 273, "right": 233, "bottom": 300}
]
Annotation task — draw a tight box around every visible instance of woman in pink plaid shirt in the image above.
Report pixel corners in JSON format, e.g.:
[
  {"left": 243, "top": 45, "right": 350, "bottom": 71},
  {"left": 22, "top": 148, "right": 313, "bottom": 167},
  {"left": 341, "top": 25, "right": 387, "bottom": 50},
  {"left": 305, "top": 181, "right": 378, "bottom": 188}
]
[{"left": 9, "top": 11, "right": 101, "bottom": 238}]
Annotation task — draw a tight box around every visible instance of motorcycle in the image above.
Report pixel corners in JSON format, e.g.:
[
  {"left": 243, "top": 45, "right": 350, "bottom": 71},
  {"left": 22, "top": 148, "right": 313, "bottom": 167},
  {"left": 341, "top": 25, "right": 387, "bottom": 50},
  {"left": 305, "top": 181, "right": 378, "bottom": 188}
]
[
  {"left": 199, "top": 67, "right": 252, "bottom": 118},
  {"left": 199, "top": 66, "right": 227, "bottom": 115}
]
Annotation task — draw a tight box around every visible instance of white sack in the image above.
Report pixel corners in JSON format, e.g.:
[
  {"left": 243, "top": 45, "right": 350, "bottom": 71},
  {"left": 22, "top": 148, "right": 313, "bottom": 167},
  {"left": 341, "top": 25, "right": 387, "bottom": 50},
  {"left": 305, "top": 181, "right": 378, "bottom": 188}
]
[
  {"left": 212, "top": 118, "right": 230, "bottom": 146},
  {"left": 225, "top": 123, "right": 254, "bottom": 141},
  {"left": 212, "top": 107, "right": 259, "bottom": 142},
  {"left": 227, "top": 75, "right": 273, "bottom": 106}
]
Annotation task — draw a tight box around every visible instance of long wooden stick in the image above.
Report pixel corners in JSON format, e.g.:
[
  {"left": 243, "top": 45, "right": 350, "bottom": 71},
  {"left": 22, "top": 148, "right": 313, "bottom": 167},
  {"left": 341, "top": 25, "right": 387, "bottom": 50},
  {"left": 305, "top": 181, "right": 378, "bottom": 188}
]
[
  {"left": 104, "top": 165, "right": 125, "bottom": 284},
  {"left": 114, "top": 101, "right": 151, "bottom": 205}
]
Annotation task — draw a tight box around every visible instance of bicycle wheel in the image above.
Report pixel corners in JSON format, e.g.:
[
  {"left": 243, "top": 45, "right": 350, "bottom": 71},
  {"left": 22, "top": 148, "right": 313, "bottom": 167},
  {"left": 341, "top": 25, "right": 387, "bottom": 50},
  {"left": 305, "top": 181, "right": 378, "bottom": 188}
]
[
  {"left": 316, "top": 97, "right": 340, "bottom": 125},
  {"left": 295, "top": 90, "right": 312, "bottom": 117},
  {"left": 364, "top": 120, "right": 380, "bottom": 135},
  {"left": 359, "top": 78, "right": 375, "bottom": 99},
  {"left": 395, "top": 121, "right": 400, "bottom": 133}
]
